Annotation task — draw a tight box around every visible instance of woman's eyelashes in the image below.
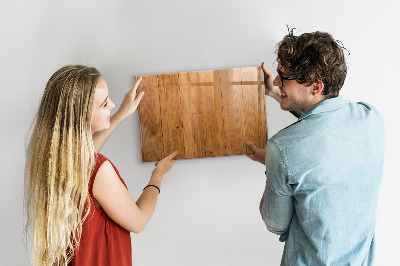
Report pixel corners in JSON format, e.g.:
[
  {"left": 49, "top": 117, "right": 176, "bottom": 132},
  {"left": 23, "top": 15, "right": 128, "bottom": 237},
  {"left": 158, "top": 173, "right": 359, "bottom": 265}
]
[{"left": 103, "top": 98, "right": 108, "bottom": 107}]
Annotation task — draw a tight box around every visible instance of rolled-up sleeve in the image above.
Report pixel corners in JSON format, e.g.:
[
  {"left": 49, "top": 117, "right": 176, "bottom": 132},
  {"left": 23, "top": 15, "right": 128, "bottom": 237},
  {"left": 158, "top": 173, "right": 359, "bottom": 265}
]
[{"left": 260, "top": 139, "right": 294, "bottom": 241}]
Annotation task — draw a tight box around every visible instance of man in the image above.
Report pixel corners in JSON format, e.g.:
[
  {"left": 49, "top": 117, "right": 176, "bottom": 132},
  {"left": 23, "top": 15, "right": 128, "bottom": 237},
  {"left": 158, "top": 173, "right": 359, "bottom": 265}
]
[{"left": 246, "top": 31, "right": 385, "bottom": 265}]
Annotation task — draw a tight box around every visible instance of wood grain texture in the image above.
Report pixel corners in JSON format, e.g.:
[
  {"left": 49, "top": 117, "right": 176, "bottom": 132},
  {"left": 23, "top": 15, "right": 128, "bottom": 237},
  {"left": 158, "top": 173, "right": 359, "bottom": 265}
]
[
  {"left": 241, "top": 68, "right": 260, "bottom": 154},
  {"left": 221, "top": 68, "right": 246, "bottom": 155},
  {"left": 201, "top": 70, "right": 225, "bottom": 157},
  {"left": 180, "top": 71, "right": 205, "bottom": 159},
  {"left": 136, "top": 75, "right": 163, "bottom": 162},
  {"left": 158, "top": 73, "right": 185, "bottom": 159},
  {"left": 137, "top": 67, "right": 267, "bottom": 161}
]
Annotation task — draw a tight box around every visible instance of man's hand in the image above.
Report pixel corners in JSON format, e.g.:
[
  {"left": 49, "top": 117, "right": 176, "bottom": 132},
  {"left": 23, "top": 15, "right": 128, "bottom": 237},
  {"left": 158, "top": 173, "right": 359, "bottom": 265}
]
[
  {"left": 245, "top": 141, "right": 265, "bottom": 165},
  {"left": 262, "top": 62, "right": 281, "bottom": 103}
]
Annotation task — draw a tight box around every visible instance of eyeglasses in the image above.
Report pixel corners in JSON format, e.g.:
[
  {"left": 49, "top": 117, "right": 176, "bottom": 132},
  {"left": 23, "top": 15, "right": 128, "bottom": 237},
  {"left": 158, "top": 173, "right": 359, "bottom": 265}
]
[{"left": 277, "top": 70, "right": 297, "bottom": 86}]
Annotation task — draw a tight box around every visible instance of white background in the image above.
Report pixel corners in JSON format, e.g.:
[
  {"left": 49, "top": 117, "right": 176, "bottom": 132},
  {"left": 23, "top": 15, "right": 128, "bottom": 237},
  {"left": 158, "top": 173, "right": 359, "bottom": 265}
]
[{"left": 1, "top": 0, "right": 399, "bottom": 265}]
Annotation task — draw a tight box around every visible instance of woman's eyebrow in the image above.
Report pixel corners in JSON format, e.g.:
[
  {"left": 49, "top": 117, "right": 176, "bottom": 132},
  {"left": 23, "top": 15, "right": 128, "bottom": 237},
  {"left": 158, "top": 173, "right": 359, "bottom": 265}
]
[{"left": 100, "top": 97, "right": 108, "bottom": 107}]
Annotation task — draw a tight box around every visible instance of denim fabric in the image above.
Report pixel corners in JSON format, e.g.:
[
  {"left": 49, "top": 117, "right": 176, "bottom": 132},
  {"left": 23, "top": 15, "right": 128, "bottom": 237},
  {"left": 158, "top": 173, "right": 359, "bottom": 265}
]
[{"left": 260, "top": 96, "right": 385, "bottom": 266}]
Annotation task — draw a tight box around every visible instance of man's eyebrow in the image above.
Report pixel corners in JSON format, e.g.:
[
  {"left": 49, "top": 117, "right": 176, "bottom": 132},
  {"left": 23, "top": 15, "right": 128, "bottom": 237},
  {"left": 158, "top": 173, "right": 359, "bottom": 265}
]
[{"left": 278, "top": 68, "right": 292, "bottom": 77}]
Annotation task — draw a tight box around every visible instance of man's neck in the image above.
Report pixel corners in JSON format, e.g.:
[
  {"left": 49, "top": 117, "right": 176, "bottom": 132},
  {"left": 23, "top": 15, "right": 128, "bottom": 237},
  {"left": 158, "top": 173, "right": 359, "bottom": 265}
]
[{"left": 301, "top": 95, "right": 327, "bottom": 113}]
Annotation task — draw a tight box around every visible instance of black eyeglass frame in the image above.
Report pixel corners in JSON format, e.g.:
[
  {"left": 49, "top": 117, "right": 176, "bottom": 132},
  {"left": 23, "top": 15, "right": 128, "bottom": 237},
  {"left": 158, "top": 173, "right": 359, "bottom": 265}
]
[{"left": 277, "top": 70, "right": 297, "bottom": 86}]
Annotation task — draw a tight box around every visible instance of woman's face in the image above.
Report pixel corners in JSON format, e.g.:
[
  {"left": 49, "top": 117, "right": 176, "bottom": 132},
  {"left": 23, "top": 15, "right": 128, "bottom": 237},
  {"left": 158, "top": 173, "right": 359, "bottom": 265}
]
[{"left": 91, "top": 77, "right": 115, "bottom": 133}]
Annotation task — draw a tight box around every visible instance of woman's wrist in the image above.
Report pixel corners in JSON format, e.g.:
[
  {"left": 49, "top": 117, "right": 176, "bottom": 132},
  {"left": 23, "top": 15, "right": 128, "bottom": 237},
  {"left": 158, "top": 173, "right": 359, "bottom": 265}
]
[
  {"left": 112, "top": 109, "right": 127, "bottom": 124},
  {"left": 149, "top": 171, "right": 163, "bottom": 185},
  {"left": 143, "top": 184, "right": 160, "bottom": 194}
]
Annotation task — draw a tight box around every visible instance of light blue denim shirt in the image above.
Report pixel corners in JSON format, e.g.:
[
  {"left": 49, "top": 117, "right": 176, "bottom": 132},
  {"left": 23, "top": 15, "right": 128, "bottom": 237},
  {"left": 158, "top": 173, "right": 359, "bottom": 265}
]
[{"left": 261, "top": 96, "right": 385, "bottom": 266}]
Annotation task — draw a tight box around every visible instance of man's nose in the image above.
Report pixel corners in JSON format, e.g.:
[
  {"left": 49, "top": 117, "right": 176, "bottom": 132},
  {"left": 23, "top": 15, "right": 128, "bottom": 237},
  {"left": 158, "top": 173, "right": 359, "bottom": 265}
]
[{"left": 273, "top": 75, "right": 281, "bottom": 87}]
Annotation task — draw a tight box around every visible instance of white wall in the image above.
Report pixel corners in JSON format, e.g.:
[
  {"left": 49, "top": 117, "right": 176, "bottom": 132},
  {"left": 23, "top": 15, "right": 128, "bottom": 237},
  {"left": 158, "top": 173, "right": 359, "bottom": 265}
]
[{"left": 1, "top": 0, "right": 399, "bottom": 265}]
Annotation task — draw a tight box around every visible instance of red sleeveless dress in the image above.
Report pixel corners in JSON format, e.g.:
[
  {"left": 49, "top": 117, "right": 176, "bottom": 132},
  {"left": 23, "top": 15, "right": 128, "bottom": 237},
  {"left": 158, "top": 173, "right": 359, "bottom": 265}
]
[{"left": 69, "top": 153, "right": 132, "bottom": 266}]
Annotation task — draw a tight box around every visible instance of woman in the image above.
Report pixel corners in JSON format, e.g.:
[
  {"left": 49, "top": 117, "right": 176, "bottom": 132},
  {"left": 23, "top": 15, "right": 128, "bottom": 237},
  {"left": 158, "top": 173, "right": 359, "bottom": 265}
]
[{"left": 25, "top": 65, "right": 177, "bottom": 265}]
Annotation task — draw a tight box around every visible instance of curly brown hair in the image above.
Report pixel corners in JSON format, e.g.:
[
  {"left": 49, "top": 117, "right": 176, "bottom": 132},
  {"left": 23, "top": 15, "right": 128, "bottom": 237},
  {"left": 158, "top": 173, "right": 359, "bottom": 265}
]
[{"left": 277, "top": 30, "right": 348, "bottom": 98}]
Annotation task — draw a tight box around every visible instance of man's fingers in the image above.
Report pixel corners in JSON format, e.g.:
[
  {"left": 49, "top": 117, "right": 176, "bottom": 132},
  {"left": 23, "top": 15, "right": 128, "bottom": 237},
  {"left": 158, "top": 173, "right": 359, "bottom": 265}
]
[
  {"left": 246, "top": 153, "right": 257, "bottom": 161},
  {"left": 261, "top": 62, "right": 266, "bottom": 73},
  {"left": 261, "top": 62, "right": 271, "bottom": 76},
  {"left": 246, "top": 141, "right": 258, "bottom": 153}
]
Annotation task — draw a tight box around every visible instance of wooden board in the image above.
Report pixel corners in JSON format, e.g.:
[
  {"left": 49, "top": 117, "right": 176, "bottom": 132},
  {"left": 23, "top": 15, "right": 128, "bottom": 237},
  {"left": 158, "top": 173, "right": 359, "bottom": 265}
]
[{"left": 136, "top": 67, "right": 267, "bottom": 162}]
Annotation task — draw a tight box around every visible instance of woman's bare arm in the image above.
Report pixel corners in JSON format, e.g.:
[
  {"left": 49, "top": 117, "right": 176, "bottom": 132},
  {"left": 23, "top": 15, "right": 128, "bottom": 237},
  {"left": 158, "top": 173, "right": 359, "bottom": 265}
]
[{"left": 93, "top": 151, "right": 178, "bottom": 233}]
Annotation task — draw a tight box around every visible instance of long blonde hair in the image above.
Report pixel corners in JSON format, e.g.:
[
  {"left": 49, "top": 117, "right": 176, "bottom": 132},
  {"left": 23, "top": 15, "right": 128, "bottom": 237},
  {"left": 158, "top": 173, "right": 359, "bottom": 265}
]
[{"left": 25, "top": 65, "right": 101, "bottom": 265}]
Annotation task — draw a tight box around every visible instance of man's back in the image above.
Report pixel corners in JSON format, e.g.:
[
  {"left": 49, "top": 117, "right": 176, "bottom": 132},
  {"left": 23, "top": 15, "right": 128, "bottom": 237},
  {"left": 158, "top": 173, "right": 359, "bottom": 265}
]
[{"left": 262, "top": 96, "right": 385, "bottom": 265}]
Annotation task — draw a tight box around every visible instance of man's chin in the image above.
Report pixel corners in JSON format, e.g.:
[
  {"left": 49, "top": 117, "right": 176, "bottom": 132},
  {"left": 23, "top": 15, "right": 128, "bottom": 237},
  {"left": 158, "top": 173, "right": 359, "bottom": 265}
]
[{"left": 279, "top": 103, "right": 290, "bottom": 111}]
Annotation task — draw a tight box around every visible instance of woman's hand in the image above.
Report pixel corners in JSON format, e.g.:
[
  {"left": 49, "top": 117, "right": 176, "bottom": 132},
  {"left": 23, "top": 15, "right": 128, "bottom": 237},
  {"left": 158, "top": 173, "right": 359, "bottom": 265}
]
[
  {"left": 261, "top": 62, "right": 281, "bottom": 103},
  {"left": 245, "top": 141, "right": 265, "bottom": 165},
  {"left": 152, "top": 151, "right": 178, "bottom": 178},
  {"left": 115, "top": 76, "right": 144, "bottom": 120}
]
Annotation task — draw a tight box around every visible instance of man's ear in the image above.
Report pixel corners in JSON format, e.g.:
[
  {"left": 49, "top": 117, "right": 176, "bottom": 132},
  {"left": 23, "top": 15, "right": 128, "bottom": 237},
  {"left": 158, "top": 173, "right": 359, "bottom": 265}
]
[{"left": 312, "top": 82, "right": 324, "bottom": 96}]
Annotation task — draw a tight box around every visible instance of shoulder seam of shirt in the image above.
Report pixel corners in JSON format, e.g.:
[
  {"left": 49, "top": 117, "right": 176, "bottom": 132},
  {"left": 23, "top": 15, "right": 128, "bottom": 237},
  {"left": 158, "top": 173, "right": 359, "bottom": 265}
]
[
  {"left": 276, "top": 114, "right": 379, "bottom": 150},
  {"left": 299, "top": 100, "right": 351, "bottom": 121}
]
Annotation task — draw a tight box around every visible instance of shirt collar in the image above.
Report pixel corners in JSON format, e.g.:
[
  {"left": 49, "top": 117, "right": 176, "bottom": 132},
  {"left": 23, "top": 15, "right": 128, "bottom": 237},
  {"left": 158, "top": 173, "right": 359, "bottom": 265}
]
[{"left": 298, "top": 95, "right": 350, "bottom": 121}]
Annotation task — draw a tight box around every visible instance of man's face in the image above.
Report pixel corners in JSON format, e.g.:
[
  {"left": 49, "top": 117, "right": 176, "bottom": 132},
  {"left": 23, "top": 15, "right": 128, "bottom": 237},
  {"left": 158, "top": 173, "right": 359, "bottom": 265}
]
[{"left": 273, "top": 64, "right": 315, "bottom": 113}]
